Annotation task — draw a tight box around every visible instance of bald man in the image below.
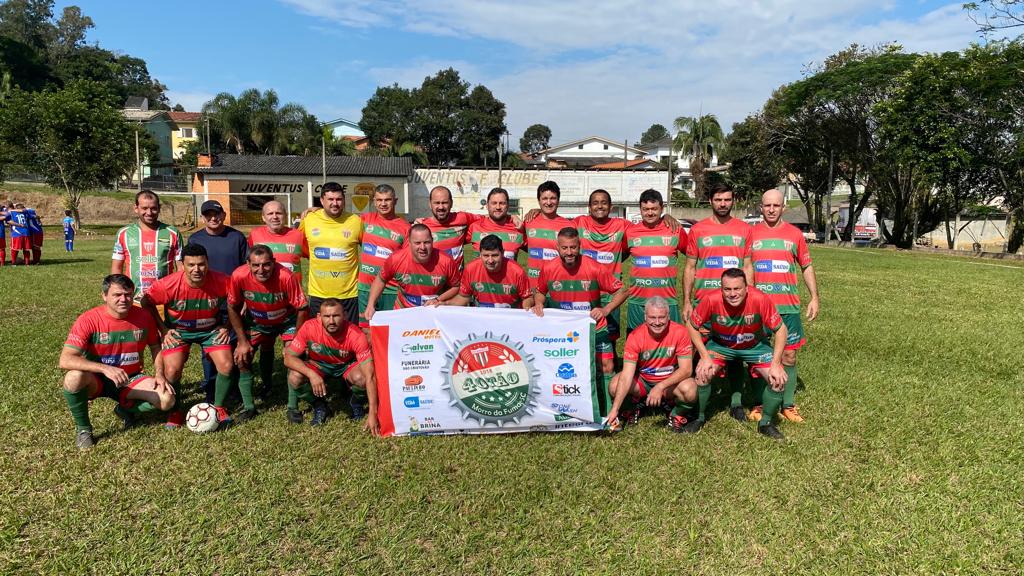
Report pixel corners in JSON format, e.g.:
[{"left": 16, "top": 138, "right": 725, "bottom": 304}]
[
  {"left": 749, "top": 189, "right": 820, "bottom": 423},
  {"left": 249, "top": 200, "right": 307, "bottom": 283}
]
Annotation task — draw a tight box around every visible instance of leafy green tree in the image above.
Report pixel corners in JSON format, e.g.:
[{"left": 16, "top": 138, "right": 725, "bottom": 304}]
[
  {"left": 460, "top": 84, "right": 506, "bottom": 165},
  {"left": 48, "top": 5, "right": 92, "bottom": 64},
  {"left": 965, "top": 0, "right": 1024, "bottom": 37},
  {"left": 673, "top": 113, "right": 725, "bottom": 200},
  {"left": 0, "top": 80, "right": 134, "bottom": 225},
  {"left": 639, "top": 123, "right": 669, "bottom": 145},
  {"left": 720, "top": 114, "right": 782, "bottom": 203},
  {"left": 519, "top": 124, "right": 551, "bottom": 155},
  {"left": 0, "top": 0, "right": 54, "bottom": 51},
  {"left": 0, "top": 35, "right": 51, "bottom": 91},
  {"left": 201, "top": 88, "right": 326, "bottom": 156}
]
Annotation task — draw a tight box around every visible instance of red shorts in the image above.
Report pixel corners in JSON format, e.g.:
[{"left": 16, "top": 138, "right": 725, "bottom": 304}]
[
  {"left": 11, "top": 236, "right": 31, "bottom": 251},
  {"left": 31, "top": 232, "right": 43, "bottom": 247},
  {"left": 89, "top": 373, "right": 151, "bottom": 404}
]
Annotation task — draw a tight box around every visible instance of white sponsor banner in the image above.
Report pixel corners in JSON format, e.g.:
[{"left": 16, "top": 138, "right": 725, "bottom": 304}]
[{"left": 370, "top": 307, "right": 601, "bottom": 436}]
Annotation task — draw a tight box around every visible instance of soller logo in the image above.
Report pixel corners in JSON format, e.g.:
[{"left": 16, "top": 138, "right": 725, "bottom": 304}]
[{"left": 565, "top": 331, "right": 579, "bottom": 343}]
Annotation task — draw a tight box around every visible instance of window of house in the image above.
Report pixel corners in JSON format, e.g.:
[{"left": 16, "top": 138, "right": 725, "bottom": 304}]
[
  {"left": 578, "top": 144, "right": 583, "bottom": 149},
  {"left": 180, "top": 128, "right": 194, "bottom": 138},
  {"left": 603, "top": 144, "right": 609, "bottom": 150}
]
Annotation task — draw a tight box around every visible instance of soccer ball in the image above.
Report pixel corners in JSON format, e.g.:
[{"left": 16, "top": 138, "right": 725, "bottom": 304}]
[{"left": 186, "top": 403, "right": 219, "bottom": 434}]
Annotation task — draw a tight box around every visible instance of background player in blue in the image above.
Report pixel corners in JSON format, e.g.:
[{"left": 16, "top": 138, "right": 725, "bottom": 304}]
[
  {"left": 63, "top": 210, "right": 76, "bottom": 252},
  {"left": 25, "top": 205, "right": 43, "bottom": 264},
  {"left": 9, "top": 203, "right": 31, "bottom": 265},
  {"left": 0, "top": 202, "right": 8, "bottom": 266}
]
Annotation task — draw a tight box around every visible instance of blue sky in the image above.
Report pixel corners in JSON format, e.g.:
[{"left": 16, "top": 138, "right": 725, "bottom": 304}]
[{"left": 66, "top": 0, "right": 982, "bottom": 148}]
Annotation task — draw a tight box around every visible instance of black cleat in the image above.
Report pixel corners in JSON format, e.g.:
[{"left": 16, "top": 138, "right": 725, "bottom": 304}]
[
  {"left": 75, "top": 428, "right": 95, "bottom": 449},
  {"left": 758, "top": 423, "right": 785, "bottom": 441},
  {"left": 310, "top": 402, "right": 331, "bottom": 427},
  {"left": 349, "top": 397, "right": 366, "bottom": 420},
  {"left": 729, "top": 405, "right": 747, "bottom": 422},
  {"left": 681, "top": 419, "right": 704, "bottom": 434},
  {"left": 234, "top": 408, "right": 258, "bottom": 423},
  {"left": 113, "top": 405, "right": 138, "bottom": 429},
  {"left": 286, "top": 408, "right": 303, "bottom": 425}
]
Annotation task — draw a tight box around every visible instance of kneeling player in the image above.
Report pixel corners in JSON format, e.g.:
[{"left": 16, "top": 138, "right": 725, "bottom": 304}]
[
  {"left": 227, "top": 244, "right": 309, "bottom": 421},
  {"left": 687, "top": 268, "right": 789, "bottom": 439},
  {"left": 140, "top": 243, "right": 234, "bottom": 428},
  {"left": 283, "top": 299, "right": 379, "bottom": 435},
  {"left": 59, "top": 274, "right": 175, "bottom": 449},
  {"left": 605, "top": 297, "right": 695, "bottom": 431}
]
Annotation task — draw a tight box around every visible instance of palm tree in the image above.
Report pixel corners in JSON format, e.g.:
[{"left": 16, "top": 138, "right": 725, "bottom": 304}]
[
  {"left": 201, "top": 89, "right": 323, "bottom": 156},
  {"left": 673, "top": 114, "right": 726, "bottom": 201}
]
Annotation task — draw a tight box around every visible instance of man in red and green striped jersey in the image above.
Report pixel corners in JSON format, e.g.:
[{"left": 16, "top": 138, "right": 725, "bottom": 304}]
[
  {"left": 248, "top": 200, "right": 306, "bottom": 282},
  {"left": 422, "top": 185, "right": 480, "bottom": 270},
  {"left": 683, "top": 182, "right": 754, "bottom": 421},
  {"left": 606, "top": 297, "right": 694, "bottom": 432},
  {"left": 468, "top": 187, "right": 525, "bottom": 261},
  {"left": 364, "top": 224, "right": 462, "bottom": 321},
  {"left": 357, "top": 184, "right": 411, "bottom": 328},
  {"left": 284, "top": 298, "right": 379, "bottom": 434},
  {"left": 575, "top": 189, "right": 629, "bottom": 344},
  {"left": 624, "top": 189, "right": 688, "bottom": 333},
  {"left": 227, "top": 245, "right": 309, "bottom": 422},
  {"left": 525, "top": 180, "right": 574, "bottom": 280},
  {"left": 687, "top": 268, "right": 789, "bottom": 440},
  {"left": 531, "top": 227, "right": 627, "bottom": 381},
  {"left": 59, "top": 274, "right": 176, "bottom": 449},
  {"left": 111, "top": 190, "right": 183, "bottom": 301},
  {"left": 141, "top": 244, "right": 234, "bottom": 428},
  {"left": 751, "top": 189, "right": 820, "bottom": 423},
  {"left": 450, "top": 234, "right": 531, "bottom": 308}
]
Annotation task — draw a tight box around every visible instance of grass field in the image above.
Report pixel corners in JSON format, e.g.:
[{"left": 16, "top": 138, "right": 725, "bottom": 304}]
[{"left": 1, "top": 236, "right": 1022, "bottom": 575}]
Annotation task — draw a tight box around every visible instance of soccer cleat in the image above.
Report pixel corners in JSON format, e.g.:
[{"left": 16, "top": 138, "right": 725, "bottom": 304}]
[
  {"left": 668, "top": 414, "right": 690, "bottom": 433},
  {"left": 621, "top": 408, "right": 641, "bottom": 427},
  {"left": 681, "top": 419, "right": 704, "bottom": 434},
  {"left": 606, "top": 417, "right": 623, "bottom": 433},
  {"left": 310, "top": 402, "right": 331, "bottom": 427},
  {"left": 234, "top": 408, "right": 258, "bottom": 423},
  {"left": 286, "top": 408, "right": 304, "bottom": 425},
  {"left": 164, "top": 410, "right": 185, "bottom": 429},
  {"left": 780, "top": 405, "right": 805, "bottom": 423},
  {"left": 349, "top": 397, "right": 366, "bottom": 420},
  {"left": 729, "top": 405, "right": 747, "bottom": 422},
  {"left": 758, "top": 423, "right": 785, "bottom": 440},
  {"left": 75, "top": 428, "right": 95, "bottom": 449},
  {"left": 747, "top": 405, "right": 763, "bottom": 422},
  {"left": 113, "top": 405, "right": 138, "bottom": 429},
  {"left": 214, "top": 406, "right": 232, "bottom": 429}
]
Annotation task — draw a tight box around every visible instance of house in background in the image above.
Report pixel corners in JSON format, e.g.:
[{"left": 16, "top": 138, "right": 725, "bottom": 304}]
[
  {"left": 638, "top": 135, "right": 723, "bottom": 193},
  {"left": 323, "top": 117, "right": 365, "bottom": 138},
  {"left": 524, "top": 136, "right": 647, "bottom": 169},
  {"left": 122, "top": 96, "right": 174, "bottom": 181},
  {"left": 169, "top": 111, "right": 202, "bottom": 159}
]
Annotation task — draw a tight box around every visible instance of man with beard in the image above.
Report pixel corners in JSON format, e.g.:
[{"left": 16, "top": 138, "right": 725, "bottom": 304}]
[
  {"left": 449, "top": 234, "right": 531, "bottom": 308},
  {"left": 111, "top": 190, "right": 183, "bottom": 301},
  {"left": 301, "top": 182, "right": 363, "bottom": 321},
  {"left": 364, "top": 224, "right": 461, "bottom": 320},
  {"left": 248, "top": 200, "right": 306, "bottom": 281},
  {"left": 468, "top": 187, "right": 525, "bottom": 261}
]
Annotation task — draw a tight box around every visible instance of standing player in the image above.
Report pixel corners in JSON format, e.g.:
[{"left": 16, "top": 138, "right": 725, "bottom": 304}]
[
  {"left": 112, "top": 190, "right": 183, "bottom": 300},
  {"left": 301, "top": 182, "right": 362, "bottom": 321},
  {"left": 227, "top": 245, "right": 309, "bottom": 420},
  {"left": 22, "top": 205, "right": 43, "bottom": 264},
  {"left": 751, "top": 189, "right": 820, "bottom": 422},
  {"left": 449, "top": 234, "right": 531, "bottom": 308},
  {"left": 605, "top": 297, "right": 695, "bottom": 432},
  {"left": 686, "top": 268, "right": 789, "bottom": 440},
  {"left": 525, "top": 181, "right": 574, "bottom": 280},
  {"left": 364, "top": 224, "right": 461, "bottom": 319},
  {"left": 9, "top": 203, "right": 32, "bottom": 265},
  {"left": 531, "top": 227, "right": 628, "bottom": 382},
  {"left": 624, "top": 189, "right": 688, "bottom": 332},
  {"left": 283, "top": 298, "right": 379, "bottom": 434},
  {"left": 683, "top": 182, "right": 754, "bottom": 421},
  {"left": 248, "top": 200, "right": 306, "bottom": 281},
  {"left": 59, "top": 274, "right": 175, "bottom": 449},
  {"left": 421, "top": 185, "right": 479, "bottom": 270},
  {"left": 62, "top": 210, "right": 76, "bottom": 252},
  {"left": 575, "top": 189, "right": 629, "bottom": 345},
  {"left": 0, "top": 202, "right": 8, "bottom": 266},
  {"left": 140, "top": 244, "right": 234, "bottom": 427},
  {"left": 468, "top": 188, "right": 525, "bottom": 260},
  {"left": 357, "top": 184, "right": 411, "bottom": 328}
]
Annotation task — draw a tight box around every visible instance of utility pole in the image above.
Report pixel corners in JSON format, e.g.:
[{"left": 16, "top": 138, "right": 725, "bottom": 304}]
[
  {"left": 135, "top": 128, "right": 142, "bottom": 191},
  {"left": 497, "top": 140, "right": 504, "bottom": 188},
  {"left": 321, "top": 135, "right": 327, "bottom": 185},
  {"left": 825, "top": 149, "right": 834, "bottom": 242},
  {"left": 204, "top": 117, "right": 210, "bottom": 155}
]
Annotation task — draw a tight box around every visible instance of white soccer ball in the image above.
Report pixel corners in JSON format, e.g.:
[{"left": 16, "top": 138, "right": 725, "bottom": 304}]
[{"left": 186, "top": 402, "right": 219, "bottom": 434}]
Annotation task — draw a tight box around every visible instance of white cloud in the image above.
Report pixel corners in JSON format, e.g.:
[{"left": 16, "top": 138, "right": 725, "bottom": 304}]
[{"left": 281, "top": 1, "right": 982, "bottom": 146}]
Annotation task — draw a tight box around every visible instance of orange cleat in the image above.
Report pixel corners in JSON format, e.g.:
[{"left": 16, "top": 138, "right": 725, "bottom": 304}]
[
  {"left": 780, "top": 405, "right": 805, "bottom": 423},
  {"left": 747, "top": 405, "right": 763, "bottom": 422}
]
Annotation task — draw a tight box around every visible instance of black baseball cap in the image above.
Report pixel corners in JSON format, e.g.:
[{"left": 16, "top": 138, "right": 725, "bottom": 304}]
[{"left": 200, "top": 200, "right": 225, "bottom": 214}]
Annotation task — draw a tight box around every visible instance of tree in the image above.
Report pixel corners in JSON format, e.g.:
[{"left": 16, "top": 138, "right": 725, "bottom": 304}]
[
  {"left": 0, "top": 0, "right": 54, "bottom": 51},
  {"left": 639, "top": 123, "right": 669, "bottom": 145},
  {"left": 360, "top": 84, "right": 415, "bottom": 147},
  {"left": 201, "top": 88, "right": 324, "bottom": 156},
  {"left": 49, "top": 6, "right": 93, "bottom": 63},
  {"left": 0, "top": 80, "right": 134, "bottom": 225},
  {"left": 721, "top": 115, "right": 783, "bottom": 205},
  {"left": 672, "top": 114, "right": 725, "bottom": 200},
  {"left": 965, "top": 1, "right": 1024, "bottom": 36},
  {"left": 520, "top": 124, "right": 551, "bottom": 155},
  {"left": 0, "top": 35, "right": 52, "bottom": 92}
]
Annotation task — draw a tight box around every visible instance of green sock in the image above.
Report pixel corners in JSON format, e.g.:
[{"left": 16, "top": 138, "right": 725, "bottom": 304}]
[
  {"left": 126, "top": 401, "right": 157, "bottom": 414},
  {"left": 213, "top": 372, "right": 232, "bottom": 407},
  {"left": 671, "top": 401, "right": 694, "bottom": 417},
  {"left": 727, "top": 360, "right": 745, "bottom": 408},
  {"left": 63, "top": 388, "right": 92, "bottom": 431},
  {"left": 239, "top": 371, "right": 255, "bottom": 410},
  {"left": 297, "top": 382, "right": 316, "bottom": 405},
  {"left": 752, "top": 376, "right": 767, "bottom": 404},
  {"left": 259, "top": 351, "right": 274, "bottom": 389},
  {"left": 350, "top": 384, "right": 367, "bottom": 403},
  {"left": 759, "top": 385, "right": 784, "bottom": 426},
  {"left": 697, "top": 384, "right": 712, "bottom": 421},
  {"left": 783, "top": 364, "right": 798, "bottom": 408},
  {"left": 288, "top": 385, "right": 299, "bottom": 410}
]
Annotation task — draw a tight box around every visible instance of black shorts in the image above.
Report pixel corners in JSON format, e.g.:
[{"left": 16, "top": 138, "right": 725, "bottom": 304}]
[{"left": 308, "top": 296, "right": 359, "bottom": 325}]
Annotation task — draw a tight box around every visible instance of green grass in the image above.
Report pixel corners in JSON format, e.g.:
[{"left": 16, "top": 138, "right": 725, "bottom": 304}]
[{"left": 1, "top": 238, "right": 1022, "bottom": 574}]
